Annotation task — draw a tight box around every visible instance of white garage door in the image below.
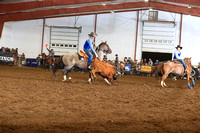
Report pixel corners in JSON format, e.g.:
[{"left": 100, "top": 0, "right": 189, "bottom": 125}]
[
  {"left": 142, "top": 21, "right": 175, "bottom": 53},
  {"left": 50, "top": 26, "right": 81, "bottom": 56}
]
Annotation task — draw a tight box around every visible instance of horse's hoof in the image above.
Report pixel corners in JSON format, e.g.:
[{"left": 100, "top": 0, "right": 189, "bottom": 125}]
[
  {"left": 107, "top": 82, "right": 111, "bottom": 85},
  {"left": 188, "top": 86, "right": 192, "bottom": 89},
  {"left": 62, "top": 79, "right": 66, "bottom": 82}
]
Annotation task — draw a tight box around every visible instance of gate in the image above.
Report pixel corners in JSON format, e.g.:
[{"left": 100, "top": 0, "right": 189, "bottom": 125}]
[{"left": 49, "top": 26, "right": 82, "bottom": 56}]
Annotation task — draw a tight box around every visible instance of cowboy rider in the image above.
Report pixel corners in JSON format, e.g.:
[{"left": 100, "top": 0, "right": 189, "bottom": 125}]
[
  {"left": 83, "top": 32, "right": 98, "bottom": 69},
  {"left": 173, "top": 45, "right": 188, "bottom": 72},
  {"left": 46, "top": 47, "right": 55, "bottom": 65}
]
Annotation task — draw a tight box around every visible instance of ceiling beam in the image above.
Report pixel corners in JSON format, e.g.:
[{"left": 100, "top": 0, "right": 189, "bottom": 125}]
[
  {"left": 165, "top": 0, "right": 200, "bottom": 7},
  {"left": 0, "top": 0, "right": 112, "bottom": 14},
  {"left": 151, "top": 2, "right": 200, "bottom": 17},
  {"left": 0, "top": 1, "right": 150, "bottom": 22},
  {"left": 1, "top": 1, "right": 200, "bottom": 23}
]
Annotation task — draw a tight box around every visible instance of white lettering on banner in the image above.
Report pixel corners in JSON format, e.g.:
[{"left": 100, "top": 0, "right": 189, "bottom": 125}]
[
  {"left": 125, "top": 66, "right": 130, "bottom": 71},
  {"left": 0, "top": 56, "right": 14, "bottom": 62}
]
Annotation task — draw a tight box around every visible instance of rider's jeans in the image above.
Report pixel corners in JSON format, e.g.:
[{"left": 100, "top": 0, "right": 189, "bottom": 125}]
[
  {"left": 84, "top": 48, "right": 93, "bottom": 67},
  {"left": 177, "top": 59, "right": 187, "bottom": 69}
]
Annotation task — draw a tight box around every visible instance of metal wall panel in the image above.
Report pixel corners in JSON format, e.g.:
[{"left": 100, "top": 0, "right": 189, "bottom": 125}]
[
  {"left": 49, "top": 26, "right": 81, "bottom": 55},
  {"left": 142, "top": 21, "right": 175, "bottom": 53}
]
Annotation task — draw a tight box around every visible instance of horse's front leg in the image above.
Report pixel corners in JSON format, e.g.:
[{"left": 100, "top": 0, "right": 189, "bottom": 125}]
[
  {"left": 187, "top": 75, "right": 195, "bottom": 89},
  {"left": 187, "top": 74, "right": 193, "bottom": 89}
]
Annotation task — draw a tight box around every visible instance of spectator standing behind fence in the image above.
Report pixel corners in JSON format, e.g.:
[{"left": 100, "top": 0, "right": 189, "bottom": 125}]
[
  {"left": 140, "top": 59, "right": 144, "bottom": 65},
  {"left": 143, "top": 59, "right": 147, "bottom": 65},
  {"left": 103, "top": 55, "right": 107, "bottom": 62},
  {"left": 154, "top": 59, "right": 159, "bottom": 65},
  {"left": 124, "top": 57, "right": 127, "bottom": 63},
  {"left": 1, "top": 47, "right": 6, "bottom": 54},
  {"left": 148, "top": 58, "right": 153, "bottom": 66},
  {"left": 21, "top": 53, "right": 25, "bottom": 60},
  {"left": 127, "top": 57, "right": 133, "bottom": 64},
  {"left": 115, "top": 54, "right": 119, "bottom": 68},
  {"left": 36, "top": 54, "right": 41, "bottom": 68}
]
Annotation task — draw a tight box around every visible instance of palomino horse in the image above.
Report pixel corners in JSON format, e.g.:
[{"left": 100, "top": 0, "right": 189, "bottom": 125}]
[
  {"left": 160, "top": 58, "right": 195, "bottom": 89},
  {"left": 53, "top": 41, "right": 112, "bottom": 82}
]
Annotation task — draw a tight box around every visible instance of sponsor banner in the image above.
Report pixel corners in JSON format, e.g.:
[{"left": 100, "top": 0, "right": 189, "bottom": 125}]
[
  {"left": 141, "top": 66, "right": 152, "bottom": 72},
  {"left": 0, "top": 54, "right": 15, "bottom": 64}
]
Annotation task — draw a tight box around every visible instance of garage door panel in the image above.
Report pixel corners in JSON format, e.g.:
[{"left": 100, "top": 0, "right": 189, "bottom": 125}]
[
  {"left": 50, "top": 26, "right": 81, "bottom": 55},
  {"left": 143, "top": 27, "right": 175, "bottom": 32},
  {"left": 142, "top": 21, "right": 175, "bottom": 54}
]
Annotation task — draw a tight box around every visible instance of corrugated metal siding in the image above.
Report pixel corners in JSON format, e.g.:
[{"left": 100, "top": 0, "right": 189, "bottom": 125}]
[
  {"left": 49, "top": 26, "right": 80, "bottom": 55},
  {"left": 142, "top": 21, "right": 175, "bottom": 53}
]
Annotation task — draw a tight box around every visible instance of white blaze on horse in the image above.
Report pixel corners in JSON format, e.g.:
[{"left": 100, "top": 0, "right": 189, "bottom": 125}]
[{"left": 53, "top": 41, "right": 112, "bottom": 83}]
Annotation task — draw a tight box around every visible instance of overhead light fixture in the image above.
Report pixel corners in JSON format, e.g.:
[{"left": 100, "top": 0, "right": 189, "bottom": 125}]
[
  {"left": 102, "top": 3, "right": 106, "bottom": 6},
  {"left": 111, "top": 10, "right": 114, "bottom": 14},
  {"left": 144, "top": 0, "right": 149, "bottom": 2},
  {"left": 149, "top": 8, "right": 153, "bottom": 10},
  {"left": 188, "top": 5, "right": 191, "bottom": 8}
]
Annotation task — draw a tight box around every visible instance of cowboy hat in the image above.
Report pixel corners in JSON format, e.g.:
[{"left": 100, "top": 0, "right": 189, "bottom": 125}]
[
  {"left": 175, "top": 45, "right": 182, "bottom": 49},
  {"left": 88, "top": 32, "right": 97, "bottom": 37}
]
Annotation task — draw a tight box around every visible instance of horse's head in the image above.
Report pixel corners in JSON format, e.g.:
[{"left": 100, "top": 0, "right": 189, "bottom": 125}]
[
  {"left": 184, "top": 57, "right": 192, "bottom": 66},
  {"left": 97, "top": 41, "right": 112, "bottom": 54}
]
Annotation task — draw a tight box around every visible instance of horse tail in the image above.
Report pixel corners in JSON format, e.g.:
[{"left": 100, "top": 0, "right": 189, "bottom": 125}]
[
  {"left": 155, "top": 63, "right": 164, "bottom": 78},
  {"left": 160, "top": 64, "right": 164, "bottom": 75}
]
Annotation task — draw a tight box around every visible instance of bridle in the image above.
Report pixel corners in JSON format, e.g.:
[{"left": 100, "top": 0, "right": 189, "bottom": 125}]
[{"left": 96, "top": 43, "right": 110, "bottom": 53}]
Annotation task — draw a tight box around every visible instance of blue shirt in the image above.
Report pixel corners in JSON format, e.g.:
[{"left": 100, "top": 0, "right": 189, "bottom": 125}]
[
  {"left": 83, "top": 37, "right": 96, "bottom": 54},
  {"left": 173, "top": 50, "right": 181, "bottom": 59}
]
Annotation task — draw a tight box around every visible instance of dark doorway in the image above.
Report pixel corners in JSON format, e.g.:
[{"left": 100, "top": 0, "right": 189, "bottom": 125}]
[{"left": 142, "top": 52, "right": 172, "bottom": 63}]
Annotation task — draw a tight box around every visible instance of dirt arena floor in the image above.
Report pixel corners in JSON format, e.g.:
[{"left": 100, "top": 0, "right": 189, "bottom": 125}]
[{"left": 0, "top": 65, "right": 200, "bottom": 133}]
